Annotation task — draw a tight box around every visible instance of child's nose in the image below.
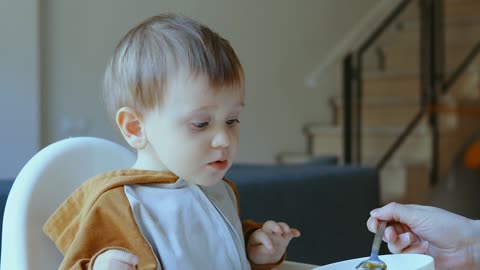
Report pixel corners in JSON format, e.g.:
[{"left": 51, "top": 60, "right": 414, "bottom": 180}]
[{"left": 211, "top": 129, "right": 230, "bottom": 148}]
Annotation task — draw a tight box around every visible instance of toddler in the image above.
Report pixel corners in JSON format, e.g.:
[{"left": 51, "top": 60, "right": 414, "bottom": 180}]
[{"left": 44, "top": 14, "right": 300, "bottom": 270}]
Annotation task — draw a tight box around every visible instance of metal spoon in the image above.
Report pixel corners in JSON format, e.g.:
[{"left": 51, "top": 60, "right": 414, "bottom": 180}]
[{"left": 356, "top": 220, "right": 387, "bottom": 270}]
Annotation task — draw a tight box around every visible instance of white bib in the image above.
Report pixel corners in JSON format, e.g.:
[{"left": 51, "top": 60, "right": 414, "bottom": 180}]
[{"left": 124, "top": 179, "right": 251, "bottom": 270}]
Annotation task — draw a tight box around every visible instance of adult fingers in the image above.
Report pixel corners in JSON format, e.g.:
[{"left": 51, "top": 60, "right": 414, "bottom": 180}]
[
  {"left": 368, "top": 217, "right": 409, "bottom": 243},
  {"left": 370, "top": 202, "right": 418, "bottom": 227},
  {"left": 401, "top": 241, "right": 429, "bottom": 254},
  {"left": 386, "top": 222, "right": 412, "bottom": 241},
  {"left": 384, "top": 225, "right": 399, "bottom": 242},
  {"left": 367, "top": 216, "right": 378, "bottom": 233},
  {"left": 387, "top": 232, "right": 418, "bottom": 253}
]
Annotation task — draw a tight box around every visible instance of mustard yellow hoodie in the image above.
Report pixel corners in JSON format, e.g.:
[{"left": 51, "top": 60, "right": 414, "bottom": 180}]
[{"left": 43, "top": 170, "right": 283, "bottom": 270}]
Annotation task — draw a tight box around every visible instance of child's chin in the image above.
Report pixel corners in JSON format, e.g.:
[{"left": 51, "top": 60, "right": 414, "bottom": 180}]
[{"left": 197, "top": 175, "right": 224, "bottom": 186}]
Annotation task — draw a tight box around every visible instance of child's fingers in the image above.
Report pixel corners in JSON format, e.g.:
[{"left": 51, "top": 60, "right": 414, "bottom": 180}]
[
  {"left": 280, "top": 228, "right": 301, "bottom": 240},
  {"left": 250, "top": 230, "right": 274, "bottom": 250},
  {"left": 103, "top": 249, "right": 139, "bottom": 265},
  {"left": 107, "top": 260, "right": 137, "bottom": 270},
  {"left": 264, "top": 220, "right": 300, "bottom": 236},
  {"left": 94, "top": 250, "right": 138, "bottom": 270},
  {"left": 289, "top": 228, "right": 301, "bottom": 238},
  {"left": 276, "top": 222, "right": 291, "bottom": 233},
  {"left": 263, "top": 220, "right": 283, "bottom": 234}
]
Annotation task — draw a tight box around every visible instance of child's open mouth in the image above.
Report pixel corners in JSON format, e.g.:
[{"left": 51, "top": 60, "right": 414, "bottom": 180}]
[{"left": 208, "top": 160, "right": 228, "bottom": 170}]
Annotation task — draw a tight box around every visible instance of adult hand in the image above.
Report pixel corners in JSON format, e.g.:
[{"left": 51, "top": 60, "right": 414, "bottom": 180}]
[
  {"left": 247, "top": 220, "right": 300, "bottom": 265},
  {"left": 367, "top": 202, "right": 480, "bottom": 270}
]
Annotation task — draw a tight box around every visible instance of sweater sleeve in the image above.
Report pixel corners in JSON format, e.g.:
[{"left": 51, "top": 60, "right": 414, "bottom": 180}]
[
  {"left": 48, "top": 187, "right": 159, "bottom": 270},
  {"left": 223, "top": 179, "right": 286, "bottom": 270}
]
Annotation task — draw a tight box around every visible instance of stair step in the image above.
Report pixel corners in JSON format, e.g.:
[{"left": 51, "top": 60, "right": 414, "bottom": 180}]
[
  {"left": 445, "top": 46, "right": 480, "bottom": 75},
  {"left": 379, "top": 161, "right": 431, "bottom": 205},
  {"left": 333, "top": 97, "right": 460, "bottom": 129},
  {"left": 304, "top": 98, "right": 479, "bottom": 183},
  {"left": 444, "top": 0, "right": 480, "bottom": 20},
  {"left": 394, "top": 0, "right": 480, "bottom": 22},
  {"left": 351, "top": 70, "right": 479, "bottom": 103},
  {"left": 444, "top": 68, "right": 480, "bottom": 99},
  {"left": 361, "top": 73, "right": 421, "bottom": 98},
  {"left": 306, "top": 125, "right": 432, "bottom": 164}
]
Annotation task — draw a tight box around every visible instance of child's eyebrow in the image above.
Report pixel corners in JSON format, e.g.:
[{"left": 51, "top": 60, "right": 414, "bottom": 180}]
[
  {"left": 187, "top": 105, "right": 217, "bottom": 115},
  {"left": 184, "top": 103, "right": 245, "bottom": 119},
  {"left": 230, "top": 103, "right": 245, "bottom": 113},
  {"left": 190, "top": 102, "right": 244, "bottom": 112}
]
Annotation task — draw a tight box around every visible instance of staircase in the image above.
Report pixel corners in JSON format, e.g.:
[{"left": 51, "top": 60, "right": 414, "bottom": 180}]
[{"left": 277, "top": 0, "right": 480, "bottom": 205}]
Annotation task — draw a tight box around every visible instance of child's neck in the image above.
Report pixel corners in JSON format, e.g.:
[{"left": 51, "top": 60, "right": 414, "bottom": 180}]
[{"left": 131, "top": 151, "right": 169, "bottom": 172}]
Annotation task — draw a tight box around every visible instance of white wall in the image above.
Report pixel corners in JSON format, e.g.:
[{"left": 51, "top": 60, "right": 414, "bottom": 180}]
[
  {"left": 0, "top": 0, "right": 40, "bottom": 179},
  {"left": 41, "top": 0, "right": 378, "bottom": 163}
]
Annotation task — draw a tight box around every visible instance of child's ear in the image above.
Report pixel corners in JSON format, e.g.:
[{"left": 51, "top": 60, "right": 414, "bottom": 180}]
[{"left": 116, "top": 107, "right": 147, "bottom": 150}]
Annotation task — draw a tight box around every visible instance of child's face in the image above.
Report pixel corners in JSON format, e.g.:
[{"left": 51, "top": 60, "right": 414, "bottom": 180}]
[{"left": 140, "top": 70, "right": 244, "bottom": 186}]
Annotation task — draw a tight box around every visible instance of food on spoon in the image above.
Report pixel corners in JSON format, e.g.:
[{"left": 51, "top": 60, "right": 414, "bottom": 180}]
[{"left": 358, "top": 261, "right": 387, "bottom": 269}]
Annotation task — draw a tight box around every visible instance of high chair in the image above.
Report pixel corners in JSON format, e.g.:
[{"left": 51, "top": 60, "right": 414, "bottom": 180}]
[
  {"left": 0, "top": 137, "right": 135, "bottom": 270},
  {"left": 0, "top": 137, "right": 318, "bottom": 270}
]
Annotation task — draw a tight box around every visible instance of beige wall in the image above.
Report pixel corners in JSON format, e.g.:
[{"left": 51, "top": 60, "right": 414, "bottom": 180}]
[
  {"left": 41, "top": 0, "right": 379, "bottom": 163},
  {"left": 0, "top": 0, "right": 40, "bottom": 179}
]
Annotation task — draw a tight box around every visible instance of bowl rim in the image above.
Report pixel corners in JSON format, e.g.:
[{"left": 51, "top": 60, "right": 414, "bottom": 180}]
[{"left": 315, "top": 254, "right": 434, "bottom": 269}]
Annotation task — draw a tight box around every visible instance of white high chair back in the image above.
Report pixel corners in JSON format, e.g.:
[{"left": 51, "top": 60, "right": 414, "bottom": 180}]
[{"left": 0, "top": 137, "right": 135, "bottom": 270}]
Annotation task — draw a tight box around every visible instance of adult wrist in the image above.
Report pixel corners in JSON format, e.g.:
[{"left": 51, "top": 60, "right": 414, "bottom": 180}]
[
  {"left": 462, "top": 219, "right": 480, "bottom": 268},
  {"left": 471, "top": 219, "right": 480, "bottom": 238},
  {"left": 472, "top": 220, "right": 480, "bottom": 266}
]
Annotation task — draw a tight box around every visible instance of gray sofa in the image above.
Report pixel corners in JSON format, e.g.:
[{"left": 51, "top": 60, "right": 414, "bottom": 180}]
[
  {"left": 1, "top": 157, "right": 379, "bottom": 266},
  {"left": 0, "top": 180, "right": 13, "bottom": 257},
  {"left": 226, "top": 161, "right": 379, "bottom": 265}
]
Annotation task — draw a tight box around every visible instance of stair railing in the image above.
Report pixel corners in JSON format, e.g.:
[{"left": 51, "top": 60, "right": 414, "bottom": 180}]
[
  {"left": 343, "top": 0, "right": 480, "bottom": 186},
  {"left": 342, "top": 0, "right": 414, "bottom": 164},
  {"left": 442, "top": 42, "right": 480, "bottom": 93}
]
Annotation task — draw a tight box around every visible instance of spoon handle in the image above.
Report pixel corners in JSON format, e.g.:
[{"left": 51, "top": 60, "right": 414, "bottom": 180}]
[{"left": 371, "top": 220, "right": 387, "bottom": 257}]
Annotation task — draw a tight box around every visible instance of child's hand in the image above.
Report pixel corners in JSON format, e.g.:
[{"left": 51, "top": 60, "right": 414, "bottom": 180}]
[
  {"left": 93, "top": 249, "right": 138, "bottom": 270},
  {"left": 247, "top": 220, "right": 301, "bottom": 265}
]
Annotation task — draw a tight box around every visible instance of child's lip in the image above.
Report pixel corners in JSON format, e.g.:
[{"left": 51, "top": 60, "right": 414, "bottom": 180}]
[{"left": 208, "top": 160, "right": 228, "bottom": 170}]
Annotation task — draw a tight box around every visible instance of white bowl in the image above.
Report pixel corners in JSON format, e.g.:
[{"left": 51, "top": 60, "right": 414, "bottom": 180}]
[{"left": 314, "top": 254, "right": 434, "bottom": 270}]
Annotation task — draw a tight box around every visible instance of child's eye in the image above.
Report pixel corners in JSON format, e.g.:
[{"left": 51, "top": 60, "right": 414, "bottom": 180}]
[
  {"left": 226, "top": 119, "right": 240, "bottom": 126},
  {"left": 192, "top": 122, "right": 209, "bottom": 129}
]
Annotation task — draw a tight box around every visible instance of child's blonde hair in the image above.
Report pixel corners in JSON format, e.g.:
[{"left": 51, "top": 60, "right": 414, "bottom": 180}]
[{"left": 103, "top": 14, "right": 244, "bottom": 118}]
